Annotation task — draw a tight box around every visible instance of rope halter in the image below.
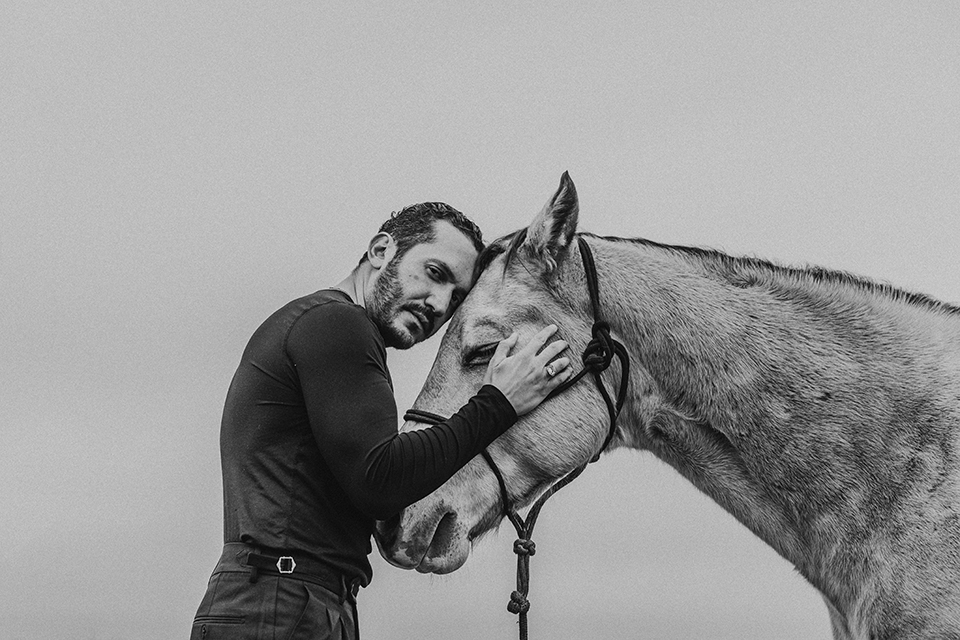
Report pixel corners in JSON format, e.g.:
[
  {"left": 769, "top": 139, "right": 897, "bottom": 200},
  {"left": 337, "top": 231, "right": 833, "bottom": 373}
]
[{"left": 405, "top": 236, "right": 630, "bottom": 640}]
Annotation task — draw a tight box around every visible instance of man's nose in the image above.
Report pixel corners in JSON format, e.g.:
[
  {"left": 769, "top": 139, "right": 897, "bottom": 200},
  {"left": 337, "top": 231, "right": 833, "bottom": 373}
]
[{"left": 426, "top": 286, "right": 453, "bottom": 319}]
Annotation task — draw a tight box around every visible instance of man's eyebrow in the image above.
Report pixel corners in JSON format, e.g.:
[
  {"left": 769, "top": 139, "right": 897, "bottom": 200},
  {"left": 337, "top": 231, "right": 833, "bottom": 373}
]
[
  {"left": 432, "top": 260, "right": 460, "bottom": 285},
  {"left": 432, "top": 260, "right": 471, "bottom": 297}
]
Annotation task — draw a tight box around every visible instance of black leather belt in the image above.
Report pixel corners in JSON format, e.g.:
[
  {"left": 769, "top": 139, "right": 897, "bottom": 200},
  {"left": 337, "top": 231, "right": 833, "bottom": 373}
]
[{"left": 226, "top": 544, "right": 361, "bottom": 604}]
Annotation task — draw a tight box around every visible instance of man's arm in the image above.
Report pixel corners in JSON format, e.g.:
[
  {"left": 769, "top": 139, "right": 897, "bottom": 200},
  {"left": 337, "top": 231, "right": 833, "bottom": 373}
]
[{"left": 287, "top": 302, "right": 516, "bottom": 520}]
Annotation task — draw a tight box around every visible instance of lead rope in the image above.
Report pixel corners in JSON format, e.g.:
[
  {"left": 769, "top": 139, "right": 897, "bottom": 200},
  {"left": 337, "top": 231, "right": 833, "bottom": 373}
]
[{"left": 404, "top": 237, "right": 630, "bottom": 640}]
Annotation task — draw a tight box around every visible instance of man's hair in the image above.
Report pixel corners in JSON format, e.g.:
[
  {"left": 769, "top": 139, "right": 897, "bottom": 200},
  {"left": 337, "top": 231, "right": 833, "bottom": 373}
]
[{"left": 359, "top": 202, "right": 484, "bottom": 265}]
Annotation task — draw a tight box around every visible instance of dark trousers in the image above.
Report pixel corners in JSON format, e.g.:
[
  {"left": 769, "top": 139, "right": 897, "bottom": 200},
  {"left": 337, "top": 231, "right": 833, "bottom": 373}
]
[{"left": 191, "top": 544, "right": 359, "bottom": 640}]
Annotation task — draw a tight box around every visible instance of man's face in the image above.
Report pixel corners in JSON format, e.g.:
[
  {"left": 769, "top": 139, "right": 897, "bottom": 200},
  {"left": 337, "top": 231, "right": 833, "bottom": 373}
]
[{"left": 369, "top": 220, "right": 479, "bottom": 349}]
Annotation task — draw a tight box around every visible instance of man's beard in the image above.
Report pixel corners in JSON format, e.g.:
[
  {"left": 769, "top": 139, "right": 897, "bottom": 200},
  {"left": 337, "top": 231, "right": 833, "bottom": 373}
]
[{"left": 369, "top": 258, "right": 434, "bottom": 349}]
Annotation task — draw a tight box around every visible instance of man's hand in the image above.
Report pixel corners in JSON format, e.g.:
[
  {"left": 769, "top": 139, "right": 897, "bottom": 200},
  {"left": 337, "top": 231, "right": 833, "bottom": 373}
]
[{"left": 483, "top": 325, "right": 573, "bottom": 416}]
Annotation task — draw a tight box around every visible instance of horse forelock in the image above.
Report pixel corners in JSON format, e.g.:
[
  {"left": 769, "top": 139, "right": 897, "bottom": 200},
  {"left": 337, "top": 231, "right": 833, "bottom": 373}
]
[{"left": 472, "top": 228, "right": 528, "bottom": 282}]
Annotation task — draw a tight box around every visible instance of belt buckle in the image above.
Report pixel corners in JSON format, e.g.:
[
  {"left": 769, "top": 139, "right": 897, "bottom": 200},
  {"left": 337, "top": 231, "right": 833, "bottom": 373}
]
[{"left": 277, "top": 556, "right": 296, "bottom": 574}]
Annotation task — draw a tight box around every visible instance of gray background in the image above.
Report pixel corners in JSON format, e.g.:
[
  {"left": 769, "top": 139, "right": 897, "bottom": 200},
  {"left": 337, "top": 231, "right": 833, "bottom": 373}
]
[{"left": 3, "top": 2, "right": 959, "bottom": 639}]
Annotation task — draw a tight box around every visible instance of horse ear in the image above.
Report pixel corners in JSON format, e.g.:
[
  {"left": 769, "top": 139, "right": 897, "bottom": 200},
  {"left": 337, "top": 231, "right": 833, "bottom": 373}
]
[{"left": 523, "top": 171, "right": 579, "bottom": 272}]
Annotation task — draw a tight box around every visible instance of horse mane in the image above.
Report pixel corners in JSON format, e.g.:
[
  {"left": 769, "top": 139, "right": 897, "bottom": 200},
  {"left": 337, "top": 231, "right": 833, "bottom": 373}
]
[
  {"left": 474, "top": 229, "right": 960, "bottom": 316},
  {"left": 612, "top": 234, "right": 960, "bottom": 317}
]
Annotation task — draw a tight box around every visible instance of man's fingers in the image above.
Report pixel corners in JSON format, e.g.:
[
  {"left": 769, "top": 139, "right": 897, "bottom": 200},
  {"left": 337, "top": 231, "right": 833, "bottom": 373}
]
[
  {"left": 547, "top": 356, "right": 571, "bottom": 374},
  {"left": 493, "top": 332, "right": 518, "bottom": 363},
  {"left": 543, "top": 357, "right": 571, "bottom": 382},
  {"left": 537, "top": 338, "right": 569, "bottom": 363},
  {"left": 520, "top": 324, "right": 559, "bottom": 355}
]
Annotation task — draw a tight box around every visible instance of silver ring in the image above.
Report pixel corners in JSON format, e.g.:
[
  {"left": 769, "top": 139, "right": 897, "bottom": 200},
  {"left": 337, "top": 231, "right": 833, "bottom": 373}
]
[{"left": 545, "top": 364, "right": 556, "bottom": 377}]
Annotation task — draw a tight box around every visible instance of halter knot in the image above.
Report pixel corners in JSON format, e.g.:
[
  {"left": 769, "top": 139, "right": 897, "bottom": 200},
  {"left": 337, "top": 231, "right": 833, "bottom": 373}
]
[
  {"left": 513, "top": 539, "right": 536, "bottom": 556},
  {"left": 582, "top": 321, "right": 615, "bottom": 372},
  {"left": 507, "top": 590, "right": 531, "bottom": 614}
]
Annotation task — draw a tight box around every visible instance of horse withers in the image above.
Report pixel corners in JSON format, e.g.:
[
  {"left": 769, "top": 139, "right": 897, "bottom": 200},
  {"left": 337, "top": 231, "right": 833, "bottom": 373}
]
[{"left": 375, "top": 173, "right": 960, "bottom": 639}]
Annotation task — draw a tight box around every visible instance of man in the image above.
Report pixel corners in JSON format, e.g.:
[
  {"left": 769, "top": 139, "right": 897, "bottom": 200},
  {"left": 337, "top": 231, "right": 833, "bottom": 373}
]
[{"left": 191, "top": 203, "right": 572, "bottom": 639}]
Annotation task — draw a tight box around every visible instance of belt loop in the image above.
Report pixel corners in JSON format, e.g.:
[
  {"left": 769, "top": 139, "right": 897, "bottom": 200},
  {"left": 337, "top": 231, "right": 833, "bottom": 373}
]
[
  {"left": 339, "top": 575, "right": 359, "bottom": 605},
  {"left": 241, "top": 545, "right": 261, "bottom": 584}
]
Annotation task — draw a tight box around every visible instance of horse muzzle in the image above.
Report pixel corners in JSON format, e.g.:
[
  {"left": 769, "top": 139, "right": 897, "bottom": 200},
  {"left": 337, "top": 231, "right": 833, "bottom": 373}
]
[{"left": 374, "top": 503, "right": 471, "bottom": 574}]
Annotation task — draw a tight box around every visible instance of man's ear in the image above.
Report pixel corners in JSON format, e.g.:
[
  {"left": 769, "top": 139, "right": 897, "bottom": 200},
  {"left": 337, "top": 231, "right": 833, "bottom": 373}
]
[
  {"left": 367, "top": 232, "right": 396, "bottom": 270},
  {"left": 522, "top": 171, "right": 579, "bottom": 273}
]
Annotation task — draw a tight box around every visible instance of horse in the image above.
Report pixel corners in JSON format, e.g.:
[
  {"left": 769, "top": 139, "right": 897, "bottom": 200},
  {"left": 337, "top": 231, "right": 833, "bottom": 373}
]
[{"left": 375, "top": 172, "right": 960, "bottom": 639}]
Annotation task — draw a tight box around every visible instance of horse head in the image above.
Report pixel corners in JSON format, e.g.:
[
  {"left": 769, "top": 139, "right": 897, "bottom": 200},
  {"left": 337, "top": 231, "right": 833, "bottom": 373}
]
[{"left": 375, "top": 173, "right": 646, "bottom": 574}]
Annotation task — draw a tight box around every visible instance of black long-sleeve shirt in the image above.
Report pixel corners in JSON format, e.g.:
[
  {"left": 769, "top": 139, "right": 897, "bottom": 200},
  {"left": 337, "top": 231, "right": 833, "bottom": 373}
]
[{"left": 220, "top": 289, "right": 516, "bottom": 585}]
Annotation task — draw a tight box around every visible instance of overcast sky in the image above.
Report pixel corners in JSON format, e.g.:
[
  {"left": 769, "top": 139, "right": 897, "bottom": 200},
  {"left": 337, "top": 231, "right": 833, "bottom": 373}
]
[{"left": 3, "top": 2, "right": 959, "bottom": 639}]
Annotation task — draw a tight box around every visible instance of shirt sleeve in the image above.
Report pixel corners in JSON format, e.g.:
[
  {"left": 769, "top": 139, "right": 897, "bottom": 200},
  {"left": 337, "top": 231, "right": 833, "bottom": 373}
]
[{"left": 286, "top": 302, "right": 517, "bottom": 520}]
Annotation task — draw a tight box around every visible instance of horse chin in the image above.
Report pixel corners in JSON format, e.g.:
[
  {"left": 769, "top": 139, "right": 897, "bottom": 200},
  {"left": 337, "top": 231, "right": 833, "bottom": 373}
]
[{"left": 413, "top": 542, "right": 470, "bottom": 575}]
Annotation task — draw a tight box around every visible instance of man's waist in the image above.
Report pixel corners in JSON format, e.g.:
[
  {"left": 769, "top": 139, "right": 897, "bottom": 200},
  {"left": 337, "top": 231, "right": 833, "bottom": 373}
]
[{"left": 216, "top": 542, "right": 362, "bottom": 603}]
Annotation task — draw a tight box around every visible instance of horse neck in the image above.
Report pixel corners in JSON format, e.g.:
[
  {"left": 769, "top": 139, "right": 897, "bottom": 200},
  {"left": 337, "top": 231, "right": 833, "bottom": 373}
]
[{"left": 578, "top": 234, "right": 960, "bottom": 610}]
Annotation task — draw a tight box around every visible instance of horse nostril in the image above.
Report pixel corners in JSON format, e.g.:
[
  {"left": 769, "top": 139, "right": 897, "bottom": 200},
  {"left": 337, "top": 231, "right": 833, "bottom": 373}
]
[{"left": 426, "top": 512, "right": 458, "bottom": 558}]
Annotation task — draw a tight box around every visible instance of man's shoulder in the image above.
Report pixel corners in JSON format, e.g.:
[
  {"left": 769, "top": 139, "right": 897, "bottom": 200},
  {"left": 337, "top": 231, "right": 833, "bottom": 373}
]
[
  {"left": 282, "top": 290, "right": 381, "bottom": 349},
  {"left": 286, "top": 289, "right": 361, "bottom": 316},
  {"left": 253, "top": 290, "right": 365, "bottom": 342}
]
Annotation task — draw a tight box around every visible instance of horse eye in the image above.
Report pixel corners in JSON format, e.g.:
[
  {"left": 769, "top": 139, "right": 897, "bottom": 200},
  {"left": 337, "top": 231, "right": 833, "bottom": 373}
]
[{"left": 463, "top": 343, "right": 498, "bottom": 367}]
